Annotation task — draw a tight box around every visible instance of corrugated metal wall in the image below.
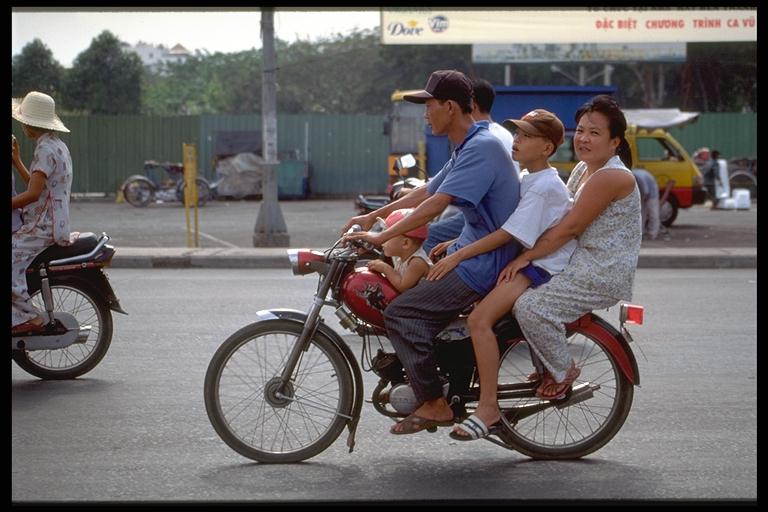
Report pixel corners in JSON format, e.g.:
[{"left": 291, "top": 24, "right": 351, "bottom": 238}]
[
  {"left": 12, "top": 112, "right": 754, "bottom": 196},
  {"left": 667, "top": 113, "right": 757, "bottom": 159},
  {"left": 199, "top": 114, "right": 390, "bottom": 196}
]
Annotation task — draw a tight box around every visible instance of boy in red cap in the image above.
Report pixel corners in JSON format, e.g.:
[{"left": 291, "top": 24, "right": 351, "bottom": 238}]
[{"left": 367, "top": 209, "right": 431, "bottom": 292}]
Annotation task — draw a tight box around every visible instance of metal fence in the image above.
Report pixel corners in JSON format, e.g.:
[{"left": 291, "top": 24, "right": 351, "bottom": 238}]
[{"left": 11, "top": 112, "right": 755, "bottom": 196}]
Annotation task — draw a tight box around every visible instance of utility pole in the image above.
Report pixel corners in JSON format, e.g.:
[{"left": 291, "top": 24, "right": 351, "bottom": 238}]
[{"left": 253, "top": 7, "right": 289, "bottom": 247}]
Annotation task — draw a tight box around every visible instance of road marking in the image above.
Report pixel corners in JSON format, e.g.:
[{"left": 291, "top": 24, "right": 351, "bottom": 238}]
[{"left": 184, "top": 228, "right": 239, "bottom": 248}]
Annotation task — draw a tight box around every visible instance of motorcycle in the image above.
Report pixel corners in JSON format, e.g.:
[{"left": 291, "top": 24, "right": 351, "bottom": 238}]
[
  {"left": 12, "top": 232, "right": 127, "bottom": 380},
  {"left": 355, "top": 153, "right": 461, "bottom": 221},
  {"left": 204, "top": 226, "right": 645, "bottom": 463},
  {"left": 121, "top": 160, "right": 213, "bottom": 208}
]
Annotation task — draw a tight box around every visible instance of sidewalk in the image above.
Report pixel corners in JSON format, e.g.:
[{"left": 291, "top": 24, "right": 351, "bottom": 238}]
[
  {"left": 67, "top": 198, "right": 756, "bottom": 269},
  {"left": 108, "top": 245, "right": 756, "bottom": 269}
]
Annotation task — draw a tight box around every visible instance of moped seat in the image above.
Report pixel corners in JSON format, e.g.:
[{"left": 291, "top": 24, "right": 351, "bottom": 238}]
[{"left": 29, "top": 232, "right": 100, "bottom": 268}]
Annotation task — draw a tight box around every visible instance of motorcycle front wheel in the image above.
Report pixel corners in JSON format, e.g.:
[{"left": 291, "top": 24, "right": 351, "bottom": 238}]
[
  {"left": 204, "top": 319, "right": 354, "bottom": 463},
  {"left": 495, "top": 325, "right": 634, "bottom": 459},
  {"left": 13, "top": 282, "right": 113, "bottom": 380}
]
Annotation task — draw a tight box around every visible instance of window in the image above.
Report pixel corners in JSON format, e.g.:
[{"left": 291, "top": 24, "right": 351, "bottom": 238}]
[{"left": 636, "top": 137, "right": 682, "bottom": 162}]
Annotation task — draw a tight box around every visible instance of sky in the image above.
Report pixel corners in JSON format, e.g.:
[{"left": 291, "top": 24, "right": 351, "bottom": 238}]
[{"left": 11, "top": 8, "right": 381, "bottom": 68}]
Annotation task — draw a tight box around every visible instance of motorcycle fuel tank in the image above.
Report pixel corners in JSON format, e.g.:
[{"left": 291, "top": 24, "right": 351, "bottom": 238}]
[{"left": 340, "top": 267, "right": 399, "bottom": 330}]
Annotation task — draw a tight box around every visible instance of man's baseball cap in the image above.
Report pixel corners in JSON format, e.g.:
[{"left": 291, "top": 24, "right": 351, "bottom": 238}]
[
  {"left": 403, "top": 70, "right": 473, "bottom": 106},
  {"left": 503, "top": 109, "right": 565, "bottom": 151}
]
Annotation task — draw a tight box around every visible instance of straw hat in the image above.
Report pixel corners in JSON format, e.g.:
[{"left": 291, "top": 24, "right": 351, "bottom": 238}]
[{"left": 11, "top": 91, "right": 70, "bottom": 133}]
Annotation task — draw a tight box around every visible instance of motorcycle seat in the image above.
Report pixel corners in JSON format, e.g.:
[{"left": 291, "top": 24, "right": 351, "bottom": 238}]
[{"left": 29, "top": 232, "right": 100, "bottom": 268}]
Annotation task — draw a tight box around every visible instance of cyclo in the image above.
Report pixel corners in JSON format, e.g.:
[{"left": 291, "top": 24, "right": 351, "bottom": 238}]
[{"left": 204, "top": 225, "right": 644, "bottom": 463}]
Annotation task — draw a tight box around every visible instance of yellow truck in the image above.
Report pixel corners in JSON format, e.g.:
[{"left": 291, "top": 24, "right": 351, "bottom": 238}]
[{"left": 551, "top": 109, "right": 707, "bottom": 226}]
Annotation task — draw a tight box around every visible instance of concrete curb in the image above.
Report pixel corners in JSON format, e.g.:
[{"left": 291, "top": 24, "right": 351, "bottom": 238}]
[{"left": 109, "top": 247, "right": 756, "bottom": 269}]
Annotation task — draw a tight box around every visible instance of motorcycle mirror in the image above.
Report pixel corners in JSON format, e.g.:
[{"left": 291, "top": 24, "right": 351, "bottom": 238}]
[{"left": 396, "top": 153, "right": 417, "bottom": 171}]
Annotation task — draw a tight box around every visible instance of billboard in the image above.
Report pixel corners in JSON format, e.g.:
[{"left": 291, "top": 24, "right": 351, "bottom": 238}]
[
  {"left": 473, "top": 43, "right": 686, "bottom": 64},
  {"left": 381, "top": 9, "right": 756, "bottom": 44}
]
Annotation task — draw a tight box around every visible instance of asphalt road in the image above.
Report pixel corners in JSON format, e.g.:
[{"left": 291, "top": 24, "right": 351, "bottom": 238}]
[
  {"left": 12, "top": 268, "right": 756, "bottom": 503},
  {"left": 68, "top": 198, "right": 757, "bottom": 250}
]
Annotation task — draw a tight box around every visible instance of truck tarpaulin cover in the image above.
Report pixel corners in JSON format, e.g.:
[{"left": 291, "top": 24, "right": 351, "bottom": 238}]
[{"left": 622, "top": 109, "right": 700, "bottom": 129}]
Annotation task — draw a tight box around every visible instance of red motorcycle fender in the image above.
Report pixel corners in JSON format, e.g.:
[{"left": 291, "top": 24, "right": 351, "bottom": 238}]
[{"left": 569, "top": 313, "right": 640, "bottom": 386}]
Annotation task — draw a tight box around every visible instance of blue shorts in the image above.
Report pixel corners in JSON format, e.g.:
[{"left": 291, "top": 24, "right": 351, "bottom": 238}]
[{"left": 519, "top": 263, "right": 552, "bottom": 288}]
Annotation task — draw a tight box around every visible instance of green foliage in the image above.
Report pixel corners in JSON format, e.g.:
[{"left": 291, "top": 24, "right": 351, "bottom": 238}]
[
  {"left": 12, "top": 28, "right": 755, "bottom": 115},
  {"left": 12, "top": 39, "right": 64, "bottom": 101},
  {"left": 62, "top": 31, "right": 144, "bottom": 114}
]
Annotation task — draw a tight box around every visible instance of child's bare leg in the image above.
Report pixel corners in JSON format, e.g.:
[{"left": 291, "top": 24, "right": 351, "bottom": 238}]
[{"left": 453, "top": 274, "right": 531, "bottom": 436}]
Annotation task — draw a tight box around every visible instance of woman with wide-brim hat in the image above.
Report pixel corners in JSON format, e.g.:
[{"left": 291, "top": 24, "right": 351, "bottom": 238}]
[{"left": 11, "top": 91, "right": 74, "bottom": 333}]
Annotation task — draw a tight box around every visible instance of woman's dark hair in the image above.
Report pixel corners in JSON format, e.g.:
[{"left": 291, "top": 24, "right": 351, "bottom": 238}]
[{"left": 574, "top": 94, "right": 632, "bottom": 168}]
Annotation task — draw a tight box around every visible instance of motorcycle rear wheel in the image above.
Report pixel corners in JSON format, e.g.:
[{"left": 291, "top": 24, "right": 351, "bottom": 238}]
[
  {"left": 495, "top": 327, "right": 634, "bottom": 459},
  {"left": 122, "top": 178, "right": 155, "bottom": 207},
  {"left": 204, "top": 320, "right": 354, "bottom": 463},
  {"left": 13, "top": 282, "right": 113, "bottom": 380}
]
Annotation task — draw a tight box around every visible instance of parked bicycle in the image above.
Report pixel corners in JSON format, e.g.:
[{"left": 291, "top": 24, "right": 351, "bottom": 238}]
[{"left": 121, "top": 160, "right": 213, "bottom": 207}]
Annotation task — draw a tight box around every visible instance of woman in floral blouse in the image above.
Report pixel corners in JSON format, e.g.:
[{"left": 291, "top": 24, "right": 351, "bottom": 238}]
[{"left": 11, "top": 91, "right": 73, "bottom": 333}]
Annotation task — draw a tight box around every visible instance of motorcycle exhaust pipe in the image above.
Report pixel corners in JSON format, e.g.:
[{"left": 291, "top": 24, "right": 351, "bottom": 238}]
[
  {"left": 75, "top": 326, "right": 92, "bottom": 343},
  {"left": 555, "top": 382, "right": 598, "bottom": 409}
]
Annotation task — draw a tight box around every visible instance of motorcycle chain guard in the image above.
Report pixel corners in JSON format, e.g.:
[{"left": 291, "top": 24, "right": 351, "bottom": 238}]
[{"left": 12, "top": 313, "right": 89, "bottom": 351}]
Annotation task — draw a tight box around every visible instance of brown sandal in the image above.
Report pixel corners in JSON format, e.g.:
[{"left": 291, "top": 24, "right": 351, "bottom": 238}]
[{"left": 535, "top": 363, "right": 581, "bottom": 400}]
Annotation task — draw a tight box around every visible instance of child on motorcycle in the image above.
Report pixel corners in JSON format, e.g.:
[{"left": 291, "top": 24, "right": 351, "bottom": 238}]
[
  {"left": 426, "top": 109, "right": 577, "bottom": 440},
  {"left": 367, "top": 209, "right": 431, "bottom": 293},
  {"left": 11, "top": 91, "right": 73, "bottom": 334}
]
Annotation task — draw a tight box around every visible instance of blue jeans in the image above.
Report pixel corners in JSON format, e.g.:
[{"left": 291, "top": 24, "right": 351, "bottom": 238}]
[{"left": 423, "top": 212, "right": 465, "bottom": 255}]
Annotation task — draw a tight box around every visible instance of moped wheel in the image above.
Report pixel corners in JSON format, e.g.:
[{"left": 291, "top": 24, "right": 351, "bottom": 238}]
[
  {"left": 204, "top": 320, "right": 354, "bottom": 463},
  {"left": 176, "top": 178, "right": 210, "bottom": 207},
  {"left": 13, "top": 283, "right": 113, "bottom": 380},
  {"left": 122, "top": 178, "right": 155, "bottom": 207},
  {"left": 495, "top": 328, "right": 633, "bottom": 459}
]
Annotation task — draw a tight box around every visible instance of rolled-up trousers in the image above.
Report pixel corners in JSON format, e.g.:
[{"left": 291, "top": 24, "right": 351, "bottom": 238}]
[{"left": 383, "top": 269, "right": 481, "bottom": 404}]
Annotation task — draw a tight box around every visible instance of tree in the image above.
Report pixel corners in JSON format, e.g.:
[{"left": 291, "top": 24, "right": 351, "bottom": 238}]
[
  {"left": 62, "top": 31, "right": 144, "bottom": 114},
  {"left": 12, "top": 39, "right": 64, "bottom": 100}
]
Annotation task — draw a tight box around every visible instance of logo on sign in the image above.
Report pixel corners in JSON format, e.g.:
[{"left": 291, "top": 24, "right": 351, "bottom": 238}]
[
  {"left": 429, "top": 15, "right": 449, "bottom": 33},
  {"left": 387, "top": 20, "right": 424, "bottom": 37}
]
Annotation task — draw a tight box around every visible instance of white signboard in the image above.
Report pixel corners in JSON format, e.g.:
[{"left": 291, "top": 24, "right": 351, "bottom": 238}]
[
  {"left": 473, "top": 43, "right": 686, "bottom": 63},
  {"left": 381, "top": 9, "right": 756, "bottom": 44}
]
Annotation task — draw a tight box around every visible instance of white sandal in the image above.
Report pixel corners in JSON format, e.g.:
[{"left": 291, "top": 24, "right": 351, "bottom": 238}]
[{"left": 448, "top": 414, "right": 502, "bottom": 441}]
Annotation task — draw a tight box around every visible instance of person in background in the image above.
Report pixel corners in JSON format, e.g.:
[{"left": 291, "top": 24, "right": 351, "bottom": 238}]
[
  {"left": 423, "top": 78, "right": 520, "bottom": 255},
  {"left": 11, "top": 91, "right": 73, "bottom": 334},
  {"left": 12, "top": 136, "right": 23, "bottom": 234},
  {"left": 632, "top": 168, "right": 660, "bottom": 240},
  {"left": 707, "top": 150, "right": 723, "bottom": 209}
]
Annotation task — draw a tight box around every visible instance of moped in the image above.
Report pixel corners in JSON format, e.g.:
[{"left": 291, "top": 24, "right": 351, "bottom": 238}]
[
  {"left": 121, "top": 160, "right": 213, "bottom": 208},
  {"left": 12, "top": 232, "right": 127, "bottom": 380},
  {"left": 204, "top": 226, "right": 644, "bottom": 462}
]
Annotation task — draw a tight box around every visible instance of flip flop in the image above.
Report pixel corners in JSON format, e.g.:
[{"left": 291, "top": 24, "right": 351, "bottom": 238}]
[
  {"left": 535, "top": 363, "right": 581, "bottom": 400},
  {"left": 390, "top": 413, "right": 454, "bottom": 435},
  {"left": 12, "top": 317, "right": 47, "bottom": 335},
  {"left": 448, "top": 414, "right": 503, "bottom": 441}
]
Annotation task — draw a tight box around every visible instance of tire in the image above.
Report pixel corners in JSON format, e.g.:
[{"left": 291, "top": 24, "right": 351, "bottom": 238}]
[
  {"left": 660, "top": 195, "right": 678, "bottom": 227},
  {"left": 494, "top": 327, "right": 634, "bottom": 459},
  {"left": 122, "top": 178, "right": 155, "bottom": 207},
  {"left": 176, "top": 178, "right": 210, "bottom": 207},
  {"left": 204, "top": 319, "right": 354, "bottom": 463},
  {"left": 13, "top": 282, "right": 113, "bottom": 380},
  {"left": 728, "top": 171, "right": 757, "bottom": 199}
]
